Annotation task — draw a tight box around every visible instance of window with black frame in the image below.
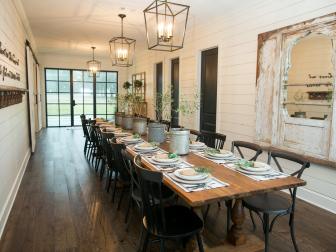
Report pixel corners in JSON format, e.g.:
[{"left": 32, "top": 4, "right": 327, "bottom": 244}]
[{"left": 45, "top": 68, "right": 118, "bottom": 127}]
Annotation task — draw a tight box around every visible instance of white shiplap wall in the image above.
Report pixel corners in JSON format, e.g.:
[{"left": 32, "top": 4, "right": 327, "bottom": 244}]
[
  {"left": 0, "top": 0, "right": 36, "bottom": 237},
  {"left": 127, "top": 0, "right": 336, "bottom": 213}
]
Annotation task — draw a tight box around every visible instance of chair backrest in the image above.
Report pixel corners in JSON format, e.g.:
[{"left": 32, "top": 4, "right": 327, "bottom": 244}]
[
  {"left": 231, "top": 141, "right": 263, "bottom": 161},
  {"left": 199, "top": 130, "right": 226, "bottom": 149},
  {"left": 110, "top": 142, "right": 130, "bottom": 181},
  {"left": 160, "top": 120, "right": 171, "bottom": 131},
  {"left": 267, "top": 149, "right": 310, "bottom": 209},
  {"left": 122, "top": 150, "right": 140, "bottom": 194},
  {"left": 134, "top": 155, "right": 166, "bottom": 235}
]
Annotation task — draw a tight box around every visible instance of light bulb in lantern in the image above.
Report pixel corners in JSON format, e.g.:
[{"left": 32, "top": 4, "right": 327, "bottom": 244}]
[
  {"left": 116, "top": 48, "right": 128, "bottom": 61},
  {"left": 158, "top": 22, "right": 173, "bottom": 42},
  {"left": 89, "top": 66, "right": 97, "bottom": 73}
]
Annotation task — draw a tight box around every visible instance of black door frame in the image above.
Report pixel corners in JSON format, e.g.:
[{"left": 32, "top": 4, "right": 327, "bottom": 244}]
[
  {"left": 200, "top": 47, "right": 218, "bottom": 132},
  {"left": 45, "top": 68, "right": 118, "bottom": 127},
  {"left": 171, "top": 58, "right": 179, "bottom": 127}
]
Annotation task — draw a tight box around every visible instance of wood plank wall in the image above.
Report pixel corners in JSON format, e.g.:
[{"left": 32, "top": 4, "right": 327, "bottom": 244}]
[
  {"left": 0, "top": 0, "right": 35, "bottom": 237},
  {"left": 126, "top": 0, "right": 336, "bottom": 213}
]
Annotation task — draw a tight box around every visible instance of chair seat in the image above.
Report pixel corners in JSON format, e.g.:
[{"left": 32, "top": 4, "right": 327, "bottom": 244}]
[
  {"left": 144, "top": 205, "right": 203, "bottom": 238},
  {"left": 243, "top": 193, "right": 292, "bottom": 214},
  {"left": 132, "top": 186, "right": 175, "bottom": 203}
]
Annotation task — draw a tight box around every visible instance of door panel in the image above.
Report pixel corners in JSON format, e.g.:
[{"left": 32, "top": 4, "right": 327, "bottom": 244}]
[
  {"left": 171, "top": 58, "right": 179, "bottom": 127},
  {"left": 200, "top": 48, "right": 218, "bottom": 132}
]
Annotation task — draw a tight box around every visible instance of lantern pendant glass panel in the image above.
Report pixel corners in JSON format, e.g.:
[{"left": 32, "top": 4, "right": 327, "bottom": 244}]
[
  {"left": 109, "top": 14, "right": 136, "bottom": 67},
  {"left": 144, "top": 0, "right": 190, "bottom": 52},
  {"left": 87, "top": 47, "right": 101, "bottom": 77}
]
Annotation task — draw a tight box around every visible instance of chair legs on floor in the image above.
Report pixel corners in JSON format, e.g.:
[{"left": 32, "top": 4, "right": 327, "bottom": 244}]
[
  {"left": 196, "top": 233, "right": 205, "bottom": 252},
  {"left": 141, "top": 230, "right": 150, "bottom": 252},
  {"left": 249, "top": 209, "right": 257, "bottom": 231},
  {"left": 263, "top": 213, "right": 270, "bottom": 252},
  {"left": 225, "top": 200, "right": 232, "bottom": 234},
  {"left": 289, "top": 213, "right": 299, "bottom": 252},
  {"left": 117, "top": 186, "right": 126, "bottom": 210}
]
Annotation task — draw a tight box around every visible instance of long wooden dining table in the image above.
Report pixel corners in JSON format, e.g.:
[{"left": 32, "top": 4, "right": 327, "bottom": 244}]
[{"left": 114, "top": 132, "right": 306, "bottom": 249}]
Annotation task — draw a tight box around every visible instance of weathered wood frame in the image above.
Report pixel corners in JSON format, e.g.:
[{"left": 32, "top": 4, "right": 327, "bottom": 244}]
[{"left": 255, "top": 12, "right": 336, "bottom": 163}]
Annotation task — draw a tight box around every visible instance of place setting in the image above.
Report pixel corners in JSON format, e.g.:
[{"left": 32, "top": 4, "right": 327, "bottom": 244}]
[
  {"left": 120, "top": 133, "right": 143, "bottom": 145},
  {"left": 189, "top": 140, "right": 207, "bottom": 152},
  {"left": 132, "top": 142, "right": 160, "bottom": 154},
  {"left": 195, "top": 147, "right": 239, "bottom": 164},
  {"left": 233, "top": 160, "right": 289, "bottom": 181},
  {"left": 166, "top": 166, "right": 229, "bottom": 192}
]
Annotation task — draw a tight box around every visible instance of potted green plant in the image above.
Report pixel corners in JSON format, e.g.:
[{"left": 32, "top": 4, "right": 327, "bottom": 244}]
[
  {"left": 169, "top": 92, "right": 200, "bottom": 155},
  {"left": 122, "top": 93, "right": 134, "bottom": 130},
  {"left": 133, "top": 80, "right": 143, "bottom": 91},
  {"left": 148, "top": 90, "right": 172, "bottom": 143},
  {"left": 115, "top": 94, "right": 126, "bottom": 126},
  {"left": 123, "top": 81, "right": 132, "bottom": 91},
  {"left": 131, "top": 94, "right": 147, "bottom": 135}
]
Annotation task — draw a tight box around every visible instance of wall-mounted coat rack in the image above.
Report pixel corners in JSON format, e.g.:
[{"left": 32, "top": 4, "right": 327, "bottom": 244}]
[{"left": 0, "top": 85, "right": 28, "bottom": 109}]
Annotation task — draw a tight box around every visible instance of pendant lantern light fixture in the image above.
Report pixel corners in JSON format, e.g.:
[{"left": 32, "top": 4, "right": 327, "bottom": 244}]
[
  {"left": 143, "top": 0, "right": 190, "bottom": 51},
  {"left": 87, "top": 46, "right": 101, "bottom": 76},
  {"left": 109, "top": 14, "right": 136, "bottom": 67}
]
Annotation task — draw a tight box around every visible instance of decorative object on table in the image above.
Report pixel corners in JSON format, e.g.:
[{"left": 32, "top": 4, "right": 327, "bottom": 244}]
[
  {"left": 169, "top": 128, "right": 190, "bottom": 155},
  {"left": 115, "top": 111, "right": 125, "bottom": 126},
  {"left": 132, "top": 116, "right": 147, "bottom": 135},
  {"left": 148, "top": 122, "right": 166, "bottom": 143},
  {"left": 109, "top": 14, "right": 135, "bottom": 67},
  {"left": 0, "top": 85, "right": 28, "bottom": 109},
  {"left": 122, "top": 114, "right": 133, "bottom": 130},
  {"left": 115, "top": 93, "right": 127, "bottom": 126},
  {"left": 143, "top": 0, "right": 190, "bottom": 52},
  {"left": 86, "top": 46, "right": 101, "bottom": 77},
  {"left": 169, "top": 92, "right": 200, "bottom": 155}
]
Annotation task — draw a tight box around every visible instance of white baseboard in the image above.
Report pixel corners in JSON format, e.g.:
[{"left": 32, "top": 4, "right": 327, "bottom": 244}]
[
  {"left": 296, "top": 187, "right": 336, "bottom": 214},
  {"left": 0, "top": 149, "right": 31, "bottom": 238}
]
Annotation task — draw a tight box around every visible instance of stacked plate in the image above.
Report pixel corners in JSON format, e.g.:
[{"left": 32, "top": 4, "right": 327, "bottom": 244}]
[
  {"left": 171, "top": 168, "right": 210, "bottom": 184},
  {"left": 134, "top": 142, "right": 158, "bottom": 152},
  {"left": 149, "top": 154, "right": 181, "bottom": 167},
  {"left": 114, "top": 132, "right": 132, "bottom": 137},
  {"left": 205, "top": 149, "right": 235, "bottom": 160},
  {"left": 189, "top": 141, "right": 206, "bottom": 151},
  {"left": 121, "top": 136, "right": 142, "bottom": 144},
  {"left": 236, "top": 161, "right": 272, "bottom": 175}
]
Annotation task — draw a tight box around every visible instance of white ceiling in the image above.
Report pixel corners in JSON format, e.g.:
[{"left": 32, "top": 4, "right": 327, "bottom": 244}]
[{"left": 21, "top": 0, "right": 238, "bottom": 57}]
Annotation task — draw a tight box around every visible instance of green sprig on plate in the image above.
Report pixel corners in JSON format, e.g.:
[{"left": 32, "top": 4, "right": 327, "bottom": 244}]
[
  {"left": 205, "top": 147, "right": 220, "bottom": 154},
  {"left": 168, "top": 153, "right": 178, "bottom": 159},
  {"left": 235, "top": 159, "right": 254, "bottom": 168},
  {"left": 194, "top": 166, "right": 212, "bottom": 174},
  {"left": 132, "top": 133, "right": 141, "bottom": 139}
]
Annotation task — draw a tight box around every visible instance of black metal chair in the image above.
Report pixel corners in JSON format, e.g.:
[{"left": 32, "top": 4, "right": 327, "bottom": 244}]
[
  {"left": 243, "top": 150, "right": 310, "bottom": 252},
  {"left": 189, "top": 129, "right": 202, "bottom": 140},
  {"left": 198, "top": 130, "right": 226, "bottom": 149},
  {"left": 231, "top": 141, "right": 263, "bottom": 161},
  {"left": 134, "top": 155, "right": 204, "bottom": 252},
  {"left": 123, "top": 154, "right": 176, "bottom": 225},
  {"left": 110, "top": 141, "right": 131, "bottom": 210},
  {"left": 160, "top": 120, "right": 171, "bottom": 132}
]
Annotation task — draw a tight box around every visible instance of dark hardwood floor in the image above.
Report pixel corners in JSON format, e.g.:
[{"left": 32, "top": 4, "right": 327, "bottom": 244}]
[{"left": 0, "top": 128, "right": 335, "bottom": 252}]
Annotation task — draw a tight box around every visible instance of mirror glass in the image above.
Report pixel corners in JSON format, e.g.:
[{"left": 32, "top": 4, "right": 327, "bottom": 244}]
[{"left": 283, "top": 34, "right": 334, "bottom": 120}]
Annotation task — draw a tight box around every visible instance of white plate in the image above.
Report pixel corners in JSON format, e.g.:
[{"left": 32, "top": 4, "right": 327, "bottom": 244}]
[
  {"left": 152, "top": 154, "right": 180, "bottom": 163},
  {"left": 239, "top": 162, "right": 272, "bottom": 172},
  {"left": 149, "top": 158, "right": 181, "bottom": 166},
  {"left": 205, "top": 154, "right": 235, "bottom": 160},
  {"left": 189, "top": 142, "right": 206, "bottom": 148},
  {"left": 174, "top": 168, "right": 208, "bottom": 181},
  {"left": 134, "top": 143, "right": 157, "bottom": 150},
  {"left": 169, "top": 174, "right": 211, "bottom": 184},
  {"left": 114, "top": 132, "right": 132, "bottom": 137},
  {"left": 236, "top": 168, "right": 273, "bottom": 175},
  {"left": 121, "top": 137, "right": 142, "bottom": 143},
  {"left": 207, "top": 150, "right": 233, "bottom": 158}
]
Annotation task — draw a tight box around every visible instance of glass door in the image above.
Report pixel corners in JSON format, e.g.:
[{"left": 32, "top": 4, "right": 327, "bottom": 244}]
[{"left": 45, "top": 68, "right": 118, "bottom": 127}]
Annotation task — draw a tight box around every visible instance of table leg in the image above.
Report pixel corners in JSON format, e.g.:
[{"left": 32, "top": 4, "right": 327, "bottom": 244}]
[{"left": 228, "top": 199, "right": 246, "bottom": 245}]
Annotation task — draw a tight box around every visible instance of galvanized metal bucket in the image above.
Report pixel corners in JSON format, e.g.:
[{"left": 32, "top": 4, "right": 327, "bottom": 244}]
[
  {"left": 169, "top": 128, "right": 190, "bottom": 155},
  {"left": 148, "top": 122, "right": 166, "bottom": 143},
  {"left": 133, "top": 117, "right": 147, "bottom": 135},
  {"left": 122, "top": 115, "right": 133, "bottom": 130},
  {"left": 115, "top": 112, "right": 124, "bottom": 126}
]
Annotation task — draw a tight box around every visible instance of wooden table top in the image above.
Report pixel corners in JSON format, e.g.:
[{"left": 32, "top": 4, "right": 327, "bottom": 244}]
[{"left": 123, "top": 136, "right": 306, "bottom": 208}]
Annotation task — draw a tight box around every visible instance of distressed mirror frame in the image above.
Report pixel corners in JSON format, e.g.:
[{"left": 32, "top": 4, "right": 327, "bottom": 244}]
[{"left": 255, "top": 12, "right": 336, "bottom": 163}]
